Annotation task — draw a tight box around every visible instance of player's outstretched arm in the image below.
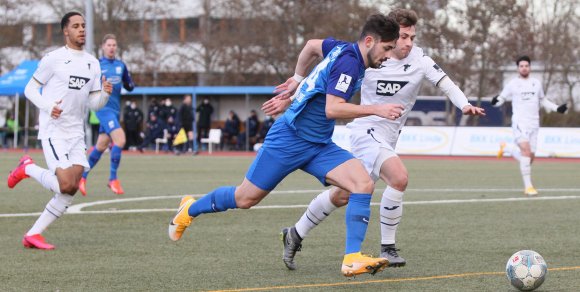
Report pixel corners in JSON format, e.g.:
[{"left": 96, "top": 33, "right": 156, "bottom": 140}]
[
  {"left": 262, "top": 97, "right": 292, "bottom": 116},
  {"left": 462, "top": 104, "right": 486, "bottom": 116},
  {"left": 325, "top": 94, "right": 404, "bottom": 120},
  {"left": 273, "top": 39, "right": 324, "bottom": 100},
  {"left": 540, "top": 98, "right": 567, "bottom": 113}
]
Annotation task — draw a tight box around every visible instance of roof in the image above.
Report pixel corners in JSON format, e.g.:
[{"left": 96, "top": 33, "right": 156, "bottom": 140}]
[{"left": 0, "top": 60, "right": 38, "bottom": 95}]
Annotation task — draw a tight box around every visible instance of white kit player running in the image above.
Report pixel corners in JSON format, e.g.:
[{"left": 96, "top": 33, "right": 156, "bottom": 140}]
[
  {"left": 266, "top": 9, "right": 485, "bottom": 270},
  {"left": 493, "top": 55, "right": 567, "bottom": 196},
  {"left": 7, "top": 11, "right": 112, "bottom": 250}
]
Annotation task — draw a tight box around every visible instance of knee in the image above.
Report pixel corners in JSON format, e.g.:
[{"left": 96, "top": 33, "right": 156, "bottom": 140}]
[
  {"left": 59, "top": 181, "right": 78, "bottom": 195},
  {"left": 390, "top": 172, "right": 409, "bottom": 191},
  {"left": 353, "top": 177, "right": 374, "bottom": 194},
  {"left": 330, "top": 189, "right": 350, "bottom": 207}
]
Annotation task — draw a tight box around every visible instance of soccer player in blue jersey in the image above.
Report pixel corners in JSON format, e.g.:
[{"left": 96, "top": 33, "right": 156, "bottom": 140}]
[
  {"left": 168, "top": 14, "right": 403, "bottom": 277},
  {"left": 79, "top": 34, "right": 135, "bottom": 196}
]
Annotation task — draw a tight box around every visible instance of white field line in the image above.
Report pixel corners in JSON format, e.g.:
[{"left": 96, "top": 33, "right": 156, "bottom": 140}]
[{"left": 1, "top": 189, "right": 579, "bottom": 218}]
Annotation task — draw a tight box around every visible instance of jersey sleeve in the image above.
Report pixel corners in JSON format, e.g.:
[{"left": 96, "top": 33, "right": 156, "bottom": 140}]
[
  {"left": 499, "top": 80, "right": 513, "bottom": 101},
  {"left": 91, "top": 61, "right": 102, "bottom": 93},
  {"left": 322, "top": 38, "right": 349, "bottom": 58},
  {"left": 537, "top": 81, "right": 545, "bottom": 99},
  {"left": 326, "top": 53, "right": 362, "bottom": 101},
  {"left": 122, "top": 62, "right": 135, "bottom": 92},
  {"left": 421, "top": 56, "right": 447, "bottom": 86},
  {"left": 32, "top": 54, "right": 54, "bottom": 85}
]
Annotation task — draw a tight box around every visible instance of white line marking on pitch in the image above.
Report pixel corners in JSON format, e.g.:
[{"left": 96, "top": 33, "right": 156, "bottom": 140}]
[{"left": 1, "top": 188, "right": 579, "bottom": 218}]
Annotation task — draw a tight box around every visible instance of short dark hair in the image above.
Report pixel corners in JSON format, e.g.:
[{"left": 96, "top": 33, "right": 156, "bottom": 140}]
[
  {"left": 360, "top": 14, "right": 399, "bottom": 42},
  {"left": 516, "top": 55, "right": 531, "bottom": 66},
  {"left": 388, "top": 8, "right": 418, "bottom": 27},
  {"left": 61, "top": 11, "right": 83, "bottom": 31}
]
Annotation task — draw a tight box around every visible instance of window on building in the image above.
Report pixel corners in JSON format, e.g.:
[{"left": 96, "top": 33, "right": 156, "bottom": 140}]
[
  {"left": 184, "top": 18, "right": 200, "bottom": 42},
  {"left": 0, "top": 24, "right": 23, "bottom": 47}
]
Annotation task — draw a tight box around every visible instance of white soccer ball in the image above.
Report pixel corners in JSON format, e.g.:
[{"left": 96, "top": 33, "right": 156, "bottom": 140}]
[{"left": 506, "top": 250, "right": 547, "bottom": 291}]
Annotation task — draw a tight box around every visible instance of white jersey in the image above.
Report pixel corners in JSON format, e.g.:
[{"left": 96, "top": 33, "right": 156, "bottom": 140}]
[
  {"left": 499, "top": 77, "right": 545, "bottom": 128},
  {"left": 33, "top": 46, "right": 101, "bottom": 139},
  {"left": 347, "top": 46, "right": 447, "bottom": 142}
]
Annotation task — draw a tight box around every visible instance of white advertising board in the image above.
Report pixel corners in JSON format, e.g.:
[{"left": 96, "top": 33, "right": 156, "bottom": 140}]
[{"left": 332, "top": 125, "right": 580, "bottom": 158}]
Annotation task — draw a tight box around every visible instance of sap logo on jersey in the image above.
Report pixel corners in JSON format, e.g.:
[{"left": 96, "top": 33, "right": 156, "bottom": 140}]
[
  {"left": 376, "top": 80, "right": 408, "bottom": 96},
  {"left": 68, "top": 76, "right": 90, "bottom": 90}
]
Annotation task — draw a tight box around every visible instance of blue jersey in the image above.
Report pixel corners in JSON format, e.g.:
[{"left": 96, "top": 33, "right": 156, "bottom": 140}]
[
  {"left": 99, "top": 57, "right": 135, "bottom": 115},
  {"left": 282, "top": 38, "right": 365, "bottom": 144}
]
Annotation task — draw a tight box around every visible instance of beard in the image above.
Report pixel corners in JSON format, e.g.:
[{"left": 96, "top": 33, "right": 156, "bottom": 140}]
[{"left": 366, "top": 51, "right": 382, "bottom": 69}]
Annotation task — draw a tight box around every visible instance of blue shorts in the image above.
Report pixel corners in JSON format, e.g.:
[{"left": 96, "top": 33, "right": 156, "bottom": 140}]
[
  {"left": 96, "top": 110, "right": 121, "bottom": 135},
  {"left": 246, "top": 119, "right": 354, "bottom": 191}
]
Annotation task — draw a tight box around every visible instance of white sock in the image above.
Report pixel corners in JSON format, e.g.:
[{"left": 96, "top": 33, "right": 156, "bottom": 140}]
[
  {"left": 380, "top": 186, "right": 404, "bottom": 245},
  {"left": 508, "top": 144, "right": 522, "bottom": 161},
  {"left": 27, "top": 193, "right": 74, "bottom": 236},
  {"left": 25, "top": 164, "right": 61, "bottom": 193},
  {"left": 295, "top": 190, "right": 337, "bottom": 239},
  {"left": 519, "top": 156, "right": 533, "bottom": 188}
]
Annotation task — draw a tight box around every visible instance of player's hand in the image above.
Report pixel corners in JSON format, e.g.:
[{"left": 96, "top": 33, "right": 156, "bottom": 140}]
[
  {"left": 462, "top": 105, "right": 486, "bottom": 116},
  {"left": 50, "top": 100, "right": 63, "bottom": 119},
  {"left": 491, "top": 95, "right": 499, "bottom": 106},
  {"left": 262, "top": 97, "right": 292, "bottom": 116},
  {"left": 376, "top": 104, "right": 405, "bottom": 120},
  {"left": 557, "top": 104, "right": 568, "bottom": 114},
  {"left": 102, "top": 76, "right": 113, "bottom": 95},
  {"left": 272, "top": 77, "right": 300, "bottom": 100}
]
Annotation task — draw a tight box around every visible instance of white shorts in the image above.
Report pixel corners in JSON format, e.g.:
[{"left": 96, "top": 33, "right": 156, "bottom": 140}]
[
  {"left": 348, "top": 124, "right": 399, "bottom": 182},
  {"left": 512, "top": 123, "right": 539, "bottom": 152},
  {"left": 41, "top": 137, "right": 90, "bottom": 173}
]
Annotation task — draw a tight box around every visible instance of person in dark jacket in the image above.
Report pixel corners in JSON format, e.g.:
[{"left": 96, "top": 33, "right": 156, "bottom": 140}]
[
  {"left": 196, "top": 98, "right": 213, "bottom": 146},
  {"left": 123, "top": 100, "right": 143, "bottom": 150},
  {"left": 221, "top": 110, "right": 240, "bottom": 150},
  {"left": 138, "top": 112, "right": 166, "bottom": 152},
  {"left": 237, "top": 110, "right": 260, "bottom": 150},
  {"left": 178, "top": 95, "right": 194, "bottom": 153}
]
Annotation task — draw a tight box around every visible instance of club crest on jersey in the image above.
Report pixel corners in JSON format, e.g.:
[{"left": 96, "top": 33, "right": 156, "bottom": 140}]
[
  {"left": 376, "top": 80, "right": 408, "bottom": 96},
  {"left": 68, "top": 76, "right": 90, "bottom": 90}
]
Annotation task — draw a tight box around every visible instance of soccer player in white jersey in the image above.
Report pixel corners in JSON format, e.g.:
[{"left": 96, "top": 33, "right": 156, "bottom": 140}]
[
  {"left": 493, "top": 55, "right": 567, "bottom": 196},
  {"left": 7, "top": 11, "right": 112, "bottom": 250},
  {"left": 263, "top": 8, "right": 485, "bottom": 270}
]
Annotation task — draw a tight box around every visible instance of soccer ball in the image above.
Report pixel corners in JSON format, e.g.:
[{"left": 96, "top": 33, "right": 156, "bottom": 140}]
[{"left": 506, "top": 250, "right": 547, "bottom": 291}]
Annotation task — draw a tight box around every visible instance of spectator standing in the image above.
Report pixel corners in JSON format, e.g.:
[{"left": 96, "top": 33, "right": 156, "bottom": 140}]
[
  {"left": 196, "top": 98, "right": 213, "bottom": 147},
  {"left": 124, "top": 100, "right": 143, "bottom": 150},
  {"left": 178, "top": 94, "right": 195, "bottom": 153}
]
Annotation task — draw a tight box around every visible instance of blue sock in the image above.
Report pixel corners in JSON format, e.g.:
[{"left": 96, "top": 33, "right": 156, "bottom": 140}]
[
  {"left": 345, "top": 193, "right": 371, "bottom": 254},
  {"left": 109, "top": 145, "right": 122, "bottom": 180},
  {"left": 188, "top": 186, "right": 237, "bottom": 217},
  {"left": 83, "top": 148, "right": 103, "bottom": 179}
]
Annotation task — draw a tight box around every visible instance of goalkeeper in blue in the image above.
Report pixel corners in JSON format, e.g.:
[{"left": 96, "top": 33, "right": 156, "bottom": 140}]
[
  {"left": 169, "top": 14, "right": 404, "bottom": 277},
  {"left": 80, "top": 34, "right": 135, "bottom": 195}
]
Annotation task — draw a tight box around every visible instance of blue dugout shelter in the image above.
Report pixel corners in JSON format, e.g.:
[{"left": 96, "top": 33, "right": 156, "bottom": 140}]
[
  {"left": 124, "top": 86, "right": 276, "bottom": 152},
  {"left": 0, "top": 60, "right": 39, "bottom": 148}
]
